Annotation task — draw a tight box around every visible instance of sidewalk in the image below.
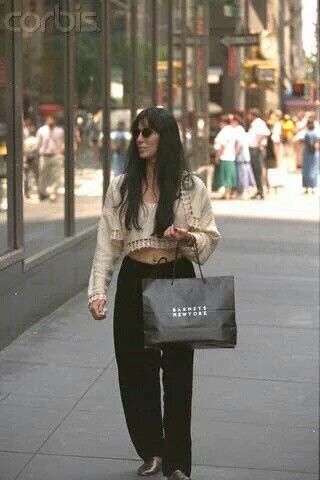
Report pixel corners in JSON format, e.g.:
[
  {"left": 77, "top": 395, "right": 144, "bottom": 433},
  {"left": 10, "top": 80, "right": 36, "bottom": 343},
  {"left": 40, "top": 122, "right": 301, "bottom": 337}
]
[{"left": 0, "top": 213, "right": 318, "bottom": 480}]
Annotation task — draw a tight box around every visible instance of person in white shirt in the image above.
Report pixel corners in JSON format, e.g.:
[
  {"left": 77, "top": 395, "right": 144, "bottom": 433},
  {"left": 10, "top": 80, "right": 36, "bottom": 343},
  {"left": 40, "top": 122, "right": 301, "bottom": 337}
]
[
  {"left": 36, "top": 114, "right": 64, "bottom": 201},
  {"left": 246, "top": 108, "right": 270, "bottom": 199},
  {"left": 231, "top": 114, "right": 256, "bottom": 198},
  {"left": 213, "top": 115, "right": 237, "bottom": 199}
]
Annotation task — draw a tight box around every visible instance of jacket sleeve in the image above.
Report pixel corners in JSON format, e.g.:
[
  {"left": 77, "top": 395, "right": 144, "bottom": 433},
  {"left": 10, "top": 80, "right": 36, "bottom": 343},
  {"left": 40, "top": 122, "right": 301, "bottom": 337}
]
[
  {"left": 180, "top": 177, "right": 221, "bottom": 264},
  {"left": 88, "top": 179, "right": 124, "bottom": 304}
]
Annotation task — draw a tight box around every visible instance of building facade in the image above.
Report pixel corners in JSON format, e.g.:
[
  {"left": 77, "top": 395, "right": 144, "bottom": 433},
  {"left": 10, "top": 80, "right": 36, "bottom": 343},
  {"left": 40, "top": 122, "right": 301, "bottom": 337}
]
[{"left": 0, "top": 0, "right": 210, "bottom": 349}]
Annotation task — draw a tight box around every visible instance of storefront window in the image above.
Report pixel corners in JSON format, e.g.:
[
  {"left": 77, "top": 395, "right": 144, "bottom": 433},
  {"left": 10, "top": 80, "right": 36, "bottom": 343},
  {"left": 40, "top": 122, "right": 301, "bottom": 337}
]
[
  {"left": 74, "top": 0, "right": 103, "bottom": 233},
  {"left": 157, "top": 0, "right": 169, "bottom": 109},
  {"left": 110, "top": 0, "right": 131, "bottom": 179},
  {"left": 0, "top": 3, "right": 8, "bottom": 255},
  {"left": 172, "top": 0, "right": 183, "bottom": 138},
  {"left": 22, "top": 0, "right": 65, "bottom": 256},
  {"left": 136, "top": 0, "right": 153, "bottom": 110}
]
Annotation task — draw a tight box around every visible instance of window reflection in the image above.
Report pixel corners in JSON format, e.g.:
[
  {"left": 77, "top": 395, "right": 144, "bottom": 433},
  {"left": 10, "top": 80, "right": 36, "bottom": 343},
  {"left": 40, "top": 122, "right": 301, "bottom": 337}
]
[
  {"left": 74, "top": 0, "right": 103, "bottom": 233},
  {"left": 0, "top": 0, "right": 8, "bottom": 254},
  {"left": 136, "top": 0, "right": 153, "bottom": 110},
  {"left": 22, "top": 0, "right": 65, "bottom": 256},
  {"left": 157, "top": 0, "right": 169, "bottom": 108},
  {"left": 110, "top": 0, "right": 131, "bottom": 179}
]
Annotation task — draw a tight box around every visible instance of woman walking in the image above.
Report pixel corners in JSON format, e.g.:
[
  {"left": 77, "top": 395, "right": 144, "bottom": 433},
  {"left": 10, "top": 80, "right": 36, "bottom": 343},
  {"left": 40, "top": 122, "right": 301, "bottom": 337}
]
[
  {"left": 231, "top": 114, "right": 256, "bottom": 198},
  {"left": 88, "top": 107, "right": 221, "bottom": 480},
  {"left": 302, "top": 118, "right": 320, "bottom": 194},
  {"left": 212, "top": 115, "right": 237, "bottom": 199}
]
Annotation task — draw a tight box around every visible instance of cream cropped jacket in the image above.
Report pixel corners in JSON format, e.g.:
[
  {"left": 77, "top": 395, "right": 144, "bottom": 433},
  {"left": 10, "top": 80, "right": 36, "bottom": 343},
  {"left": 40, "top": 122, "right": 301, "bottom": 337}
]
[{"left": 88, "top": 173, "right": 221, "bottom": 304}]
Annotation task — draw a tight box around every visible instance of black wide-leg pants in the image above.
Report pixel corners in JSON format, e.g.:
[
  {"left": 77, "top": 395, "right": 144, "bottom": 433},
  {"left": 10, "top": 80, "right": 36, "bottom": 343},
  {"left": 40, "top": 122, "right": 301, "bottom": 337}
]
[{"left": 113, "top": 255, "right": 195, "bottom": 477}]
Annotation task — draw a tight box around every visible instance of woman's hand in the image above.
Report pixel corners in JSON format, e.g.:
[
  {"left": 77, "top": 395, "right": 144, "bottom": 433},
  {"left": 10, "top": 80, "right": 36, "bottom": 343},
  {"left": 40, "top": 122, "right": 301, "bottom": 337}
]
[
  {"left": 89, "top": 299, "right": 107, "bottom": 320},
  {"left": 163, "top": 224, "right": 194, "bottom": 244}
]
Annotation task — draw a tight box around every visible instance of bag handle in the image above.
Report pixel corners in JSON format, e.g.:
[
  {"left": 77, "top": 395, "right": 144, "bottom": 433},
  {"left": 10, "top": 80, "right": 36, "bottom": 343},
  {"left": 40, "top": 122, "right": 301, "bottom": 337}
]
[{"left": 172, "top": 238, "right": 206, "bottom": 284}]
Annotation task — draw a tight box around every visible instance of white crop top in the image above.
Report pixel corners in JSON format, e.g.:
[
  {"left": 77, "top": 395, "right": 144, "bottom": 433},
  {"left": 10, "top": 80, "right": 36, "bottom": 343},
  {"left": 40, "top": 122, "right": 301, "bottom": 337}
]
[{"left": 88, "top": 173, "right": 221, "bottom": 304}]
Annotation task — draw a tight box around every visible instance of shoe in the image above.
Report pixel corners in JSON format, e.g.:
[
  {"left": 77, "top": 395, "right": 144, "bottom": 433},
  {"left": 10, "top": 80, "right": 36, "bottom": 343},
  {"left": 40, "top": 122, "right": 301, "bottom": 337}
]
[
  {"left": 137, "top": 456, "right": 162, "bottom": 476},
  {"left": 167, "top": 470, "right": 191, "bottom": 480},
  {"left": 250, "top": 192, "right": 264, "bottom": 199}
]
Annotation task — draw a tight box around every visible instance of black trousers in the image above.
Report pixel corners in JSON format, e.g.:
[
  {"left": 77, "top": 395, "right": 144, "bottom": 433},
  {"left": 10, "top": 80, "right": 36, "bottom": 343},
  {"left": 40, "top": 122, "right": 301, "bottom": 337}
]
[
  {"left": 250, "top": 147, "right": 264, "bottom": 195},
  {"left": 113, "top": 255, "right": 195, "bottom": 477}
]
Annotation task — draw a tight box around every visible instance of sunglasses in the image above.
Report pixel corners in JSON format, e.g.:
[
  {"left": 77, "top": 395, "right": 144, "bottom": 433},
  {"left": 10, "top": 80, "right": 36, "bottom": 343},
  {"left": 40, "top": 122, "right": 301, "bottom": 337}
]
[{"left": 133, "top": 127, "right": 155, "bottom": 139}]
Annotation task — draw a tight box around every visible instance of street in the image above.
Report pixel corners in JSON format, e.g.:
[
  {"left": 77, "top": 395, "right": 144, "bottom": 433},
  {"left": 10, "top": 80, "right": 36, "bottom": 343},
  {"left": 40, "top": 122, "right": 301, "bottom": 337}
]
[{"left": 0, "top": 200, "right": 318, "bottom": 480}]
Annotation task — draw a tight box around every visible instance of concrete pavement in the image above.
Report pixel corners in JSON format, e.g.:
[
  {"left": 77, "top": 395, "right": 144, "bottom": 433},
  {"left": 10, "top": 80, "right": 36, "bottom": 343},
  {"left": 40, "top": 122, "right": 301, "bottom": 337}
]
[{"left": 0, "top": 211, "right": 318, "bottom": 479}]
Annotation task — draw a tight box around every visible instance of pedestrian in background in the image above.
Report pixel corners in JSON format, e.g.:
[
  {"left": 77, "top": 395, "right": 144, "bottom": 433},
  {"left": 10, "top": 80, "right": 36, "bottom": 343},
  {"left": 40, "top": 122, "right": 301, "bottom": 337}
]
[
  {"left": 231, "top": 114, "right": 255, "bottom": 199},
  {"left": 302, "top": 117, "right": 320, "bottom": 194},
  {"left": 88, "top": 107, "right": 221, "bottom": 480},
  {"left": 212, "top": 114, "right": 237, "bottom": 199},
  {"left": 247, "top": 108, "right": 270, "bottom": 199},
  {"left": 23, "top": 118, "right": 39, "bottom": 199},
  {"left": 36, "top": 114, "right": 64, "bottom": 202}
]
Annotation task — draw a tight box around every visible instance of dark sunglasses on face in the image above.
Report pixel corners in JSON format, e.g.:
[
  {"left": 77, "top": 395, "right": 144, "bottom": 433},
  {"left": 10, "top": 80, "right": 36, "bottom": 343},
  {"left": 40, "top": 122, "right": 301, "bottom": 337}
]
[{"left": 133, "top": 127, "right": 154, "bottom": 139}]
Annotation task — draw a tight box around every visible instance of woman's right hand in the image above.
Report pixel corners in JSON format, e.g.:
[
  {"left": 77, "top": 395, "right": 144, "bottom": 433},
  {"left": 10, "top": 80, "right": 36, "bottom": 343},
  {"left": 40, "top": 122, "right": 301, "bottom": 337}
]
[{"left": 89, "top": 299, "right": 107, "bottom": 320}]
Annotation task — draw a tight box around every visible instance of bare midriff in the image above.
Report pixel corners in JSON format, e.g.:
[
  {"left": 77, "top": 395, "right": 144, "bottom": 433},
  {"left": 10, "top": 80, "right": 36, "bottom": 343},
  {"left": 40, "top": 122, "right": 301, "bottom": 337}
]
[{"left": 128, "top": 247, "right": 181, "bottom": 265}]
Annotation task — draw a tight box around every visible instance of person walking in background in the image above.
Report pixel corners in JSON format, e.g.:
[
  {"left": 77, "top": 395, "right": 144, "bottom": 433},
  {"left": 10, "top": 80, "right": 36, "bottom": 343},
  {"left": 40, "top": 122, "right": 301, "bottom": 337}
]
[
  {"left": 36, "top": 114, "right": 64, "bottom": 201},
  {"left": 23, "top": 118, "right": 39, "bottom": 199},
  {"left": 247, "top": 108, "right": 270, "bottom": 199},
  {"left": 110, "top": 120, "right": 130, "bottom": 177},
  {"left": 293, "top": 111, "right": 307, "bottom": 170},
  {"left": 231, "top": 114, "right": 255, "bottom": 199},
  {"left": 88, "top": 107, "right": 220, "bottom": 480},
  {"left": 212, "top": 114, "right": 237, "bottom": 199},
  {"left": 302, "top": 117, "right": 320, "bottom": 194}
]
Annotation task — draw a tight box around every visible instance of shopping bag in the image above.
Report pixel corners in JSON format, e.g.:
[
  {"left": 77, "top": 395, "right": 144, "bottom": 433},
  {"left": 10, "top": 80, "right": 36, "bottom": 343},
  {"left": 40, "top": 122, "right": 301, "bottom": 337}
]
[{"left": 142, "top": 242, "right": 236, "bottom": 349}]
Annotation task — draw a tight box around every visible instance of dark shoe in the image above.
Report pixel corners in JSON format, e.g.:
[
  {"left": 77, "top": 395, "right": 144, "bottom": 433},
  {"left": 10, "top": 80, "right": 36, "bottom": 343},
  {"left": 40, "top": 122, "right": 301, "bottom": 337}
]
[
  {"left": 167, "top": 470, "right": 191, "bottom": 480},
  {"left": 137, "top": 456, "right": 162, "bottom": 476},
  {"left": 250, "top": 192, "right": 264, "bottom": 199}
]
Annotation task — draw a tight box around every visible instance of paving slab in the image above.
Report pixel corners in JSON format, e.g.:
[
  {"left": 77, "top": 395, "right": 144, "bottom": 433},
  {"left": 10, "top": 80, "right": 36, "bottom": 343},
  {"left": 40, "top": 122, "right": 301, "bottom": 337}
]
[
  {"left": 0, "top": 452, "right": 31, "bottom": 480},
  {"left": 0, "top": 362, "right": 103, "bottom": 398},
  {"left": 14, "top": 454, "right": 319, "bottom": 480},
  {"left": 0, "top": 403, "right": 70, "bottom": 453},
  {"left": 192, "top": 414, "right": 318, "bottom": 473},
  {"left": 39, "top": 408, "right": 137, "bottom": 459}
]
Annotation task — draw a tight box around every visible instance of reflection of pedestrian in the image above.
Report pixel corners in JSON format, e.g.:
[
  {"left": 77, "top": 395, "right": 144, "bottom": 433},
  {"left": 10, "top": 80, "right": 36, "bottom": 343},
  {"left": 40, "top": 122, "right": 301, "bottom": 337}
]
[
  {"left": 23, "top": 118, "right": 39, "bottom": 198},
  {"left": 36, "top": 114, "right": 64, "bottom": 201},
  {"left": 88, "top": 107, "right": 221, "bottom": 480},
  {"left": 213, "top": 115, "right": 237, "bottom": 199},
  {"left": 111, "top": 121, "right": 129, "bottom": 176},
  {"left": 302, "top": 118, "right": 320, "bottom": 194},
  {"left": 247, "top": 108, "right": 270, "bottom": 199},
  {"left": 231, "top": 115, "right": 255, "bottom": 197}
]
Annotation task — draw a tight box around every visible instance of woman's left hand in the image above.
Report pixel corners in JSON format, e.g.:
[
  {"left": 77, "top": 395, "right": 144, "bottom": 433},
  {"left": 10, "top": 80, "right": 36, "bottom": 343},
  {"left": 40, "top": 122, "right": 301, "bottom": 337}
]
[{"left": 163, "top": 224, "right": 193, "bottom": 242}]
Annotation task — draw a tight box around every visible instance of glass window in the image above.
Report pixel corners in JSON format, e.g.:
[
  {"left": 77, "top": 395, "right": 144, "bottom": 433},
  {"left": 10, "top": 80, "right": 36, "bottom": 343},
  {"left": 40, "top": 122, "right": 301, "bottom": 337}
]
[
  {"left": 157, "top": 0, "right": 169, "bottom": 109},
  {"left": 172, "top": 0, "right": 183, "bottom": 139},
  {"left": 74, "top": 0, "right": 103, "bottom": 233},
  {"left": 22, "top": 0, "right": 65, "bottom": 256},
  {"left": 0, "top": 1, "right": 8, "bottom": 255},
  {"left": 110, "top": 0, "right": 131, "bottom": 179},
  {"left": 136, "top": 0, "right": 153, "bottom": 110}
]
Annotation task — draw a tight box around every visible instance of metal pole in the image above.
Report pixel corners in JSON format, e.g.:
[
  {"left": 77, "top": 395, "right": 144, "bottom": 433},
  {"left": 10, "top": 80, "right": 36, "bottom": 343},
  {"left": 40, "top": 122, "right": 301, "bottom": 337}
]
[
  {"left": 167, "top": 0, "right": 173, "bottom": 112},
  {"left": 7, "top": 0, "right": 23, "bottom": 250},
  {"left": 102, "top": 0, "right": 111, "bottom": 197},
  {"left": 130, "top": 0, "right": 137, "bottom": 121},
  {"left": 64, "top": 0, "right": 75, "bottom": 237},
  {"left": 317, "top": 0, "right": 320, "bottom": 122},
  {"left": 181, "top": 0, "right": 187, "bottom": 147},
  {"left": 152, "top": 0, "right": 158, "bottom": 106},
  {"left": 235, "top": 0, "right": 246, "bottom": 112},
  {"left": 278, "top": 0, "right": 285, "bottom": 111}
]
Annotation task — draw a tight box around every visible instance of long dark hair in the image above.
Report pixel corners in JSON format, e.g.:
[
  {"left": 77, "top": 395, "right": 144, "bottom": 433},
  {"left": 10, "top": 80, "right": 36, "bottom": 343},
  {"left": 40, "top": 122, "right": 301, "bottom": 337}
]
[{"left": 118, "top": 107, "right": 193, "bottom": 237}]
